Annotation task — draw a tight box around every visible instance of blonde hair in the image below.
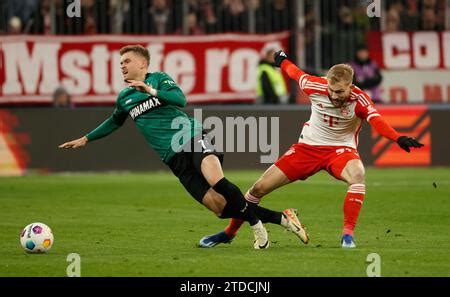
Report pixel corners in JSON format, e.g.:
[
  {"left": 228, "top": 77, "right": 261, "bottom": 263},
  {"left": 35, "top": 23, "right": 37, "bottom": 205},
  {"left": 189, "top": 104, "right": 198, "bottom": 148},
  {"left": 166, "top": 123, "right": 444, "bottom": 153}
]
[
  {"left": 119, "top": 45, "right": 150, "bottom": 65},
  {"left": 327, "top": 64, "right": 354, "bottom": 85}
]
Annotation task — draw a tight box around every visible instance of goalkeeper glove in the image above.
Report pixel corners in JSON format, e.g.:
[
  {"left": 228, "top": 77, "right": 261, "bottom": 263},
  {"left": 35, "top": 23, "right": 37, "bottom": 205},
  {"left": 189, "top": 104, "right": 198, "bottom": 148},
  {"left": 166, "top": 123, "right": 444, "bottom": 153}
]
[
  {"left": 397, "top": 136, "right": 424, "bottom": 152},
  {"left": 274, "top": 50, "right": 288, "bottom": 67}
]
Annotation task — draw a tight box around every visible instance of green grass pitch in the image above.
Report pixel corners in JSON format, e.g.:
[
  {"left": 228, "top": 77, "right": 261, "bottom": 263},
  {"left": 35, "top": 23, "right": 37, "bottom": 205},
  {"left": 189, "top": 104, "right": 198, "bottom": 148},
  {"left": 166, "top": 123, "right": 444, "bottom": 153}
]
[{"left": 1, "top": 168, "right": 449, "bottom": 277}]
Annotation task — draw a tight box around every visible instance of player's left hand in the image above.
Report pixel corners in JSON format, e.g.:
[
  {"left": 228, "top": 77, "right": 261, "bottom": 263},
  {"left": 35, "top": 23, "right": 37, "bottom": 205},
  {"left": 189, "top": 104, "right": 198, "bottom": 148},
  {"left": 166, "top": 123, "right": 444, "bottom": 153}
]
[
  {"left": 397, "top": 136, "right": 424, "bottom": 152},
  {"left": 274, "top": 50, "right": 288, "bottom": 67},
  {"left": 127, "top": 80, "right": 157, "bottom": 96},
  {"left": 58, "top": 136, "right": 88, "bottom": 149}
]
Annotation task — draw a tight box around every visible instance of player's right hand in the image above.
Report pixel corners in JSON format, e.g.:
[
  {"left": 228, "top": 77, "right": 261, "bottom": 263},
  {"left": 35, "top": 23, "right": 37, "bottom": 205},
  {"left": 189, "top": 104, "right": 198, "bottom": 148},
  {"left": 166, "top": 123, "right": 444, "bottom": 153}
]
[
  {"left": 58, "top": 136, "right": 88, "bottom": 149},
  {"left": 396, "top": 136, "right": 424, "bottom": 152},
  {"left": 274, "top": 50, "right": 288, "bottom": 67}
]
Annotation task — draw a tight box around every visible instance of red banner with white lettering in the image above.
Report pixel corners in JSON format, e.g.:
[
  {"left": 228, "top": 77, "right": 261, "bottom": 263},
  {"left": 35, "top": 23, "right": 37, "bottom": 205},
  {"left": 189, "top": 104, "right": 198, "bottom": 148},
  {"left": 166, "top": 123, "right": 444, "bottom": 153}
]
[
  {"left": 367, "top": 31, "right": 450, "bottom": 104},
  {"left": 0, "top": 33, "right": 289, "bottom": 105},
  {"left": 367, "top": 31, "right": 450, "bottom": 70}
]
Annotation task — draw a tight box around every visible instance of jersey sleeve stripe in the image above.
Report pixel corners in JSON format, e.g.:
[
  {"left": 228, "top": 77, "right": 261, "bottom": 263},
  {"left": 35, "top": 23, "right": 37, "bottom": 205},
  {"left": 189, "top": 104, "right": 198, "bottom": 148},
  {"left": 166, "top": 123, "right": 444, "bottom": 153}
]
[
  {"left": 305, "top": 85, "right": 327, "bottom": 91},
  {"left": 367, "top": 113, "right": 380, "bottom": 121},
  {"left": 358, "top": 93, "right": 371, "bottom": 106},
  {"left": 357, "top": 95, "right": 370, "bottom": 106},
  {"left": 306, "top": 87, "right": 328, "bottom": 93},
  {"left": 299, "top": 74, "right": 308, "bottom": 89},
  {"left": 306, "top": 82, "right": 327, "bottom": 88},
  {"left": 357, "top": 94, "right": 367, "bottom": 105}
]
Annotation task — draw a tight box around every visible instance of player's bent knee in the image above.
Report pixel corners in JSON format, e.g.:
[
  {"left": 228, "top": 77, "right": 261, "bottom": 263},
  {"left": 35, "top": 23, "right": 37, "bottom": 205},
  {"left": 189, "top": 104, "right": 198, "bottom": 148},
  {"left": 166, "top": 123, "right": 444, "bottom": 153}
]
[{"left": 349, "top": 171, "right": 365, "bottom": 184}]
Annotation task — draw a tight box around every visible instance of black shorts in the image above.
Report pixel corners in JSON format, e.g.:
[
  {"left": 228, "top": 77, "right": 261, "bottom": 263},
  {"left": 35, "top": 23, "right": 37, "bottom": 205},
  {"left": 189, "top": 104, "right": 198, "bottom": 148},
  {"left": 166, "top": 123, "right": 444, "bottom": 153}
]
[{"left": 167, "top": 132, "right": 224, "bottom": 203}]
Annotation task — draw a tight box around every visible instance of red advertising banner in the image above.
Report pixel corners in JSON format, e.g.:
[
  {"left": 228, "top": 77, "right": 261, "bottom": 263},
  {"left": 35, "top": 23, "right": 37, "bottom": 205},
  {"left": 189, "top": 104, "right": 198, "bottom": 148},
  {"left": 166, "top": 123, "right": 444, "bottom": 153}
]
[
  {"left": 367, "top": 31, "right": 450, "bottom": 103},
  {"left": 367, "top": 31, "right": 450, "bottom": 70},
  {"left": 0, "top": 33, "right": 289, "bottom": 105},
  {"left": 371, "top": 105, "right": 430, "bottom": 167}
]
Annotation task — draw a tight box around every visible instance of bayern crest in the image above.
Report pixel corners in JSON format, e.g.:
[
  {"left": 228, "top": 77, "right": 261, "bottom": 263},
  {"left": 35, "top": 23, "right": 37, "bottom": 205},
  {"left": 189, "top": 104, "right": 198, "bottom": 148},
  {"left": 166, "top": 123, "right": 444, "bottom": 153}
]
[{"left": 340, "top": 106, "right": 351, "bottom": 116}]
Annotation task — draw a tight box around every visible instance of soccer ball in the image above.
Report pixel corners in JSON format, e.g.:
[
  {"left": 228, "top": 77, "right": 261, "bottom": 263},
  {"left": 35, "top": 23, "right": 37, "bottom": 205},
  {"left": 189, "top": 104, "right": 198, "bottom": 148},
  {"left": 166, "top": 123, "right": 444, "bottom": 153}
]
[{"left": 20, "top": 222, "right": 54, "bottom": 253}]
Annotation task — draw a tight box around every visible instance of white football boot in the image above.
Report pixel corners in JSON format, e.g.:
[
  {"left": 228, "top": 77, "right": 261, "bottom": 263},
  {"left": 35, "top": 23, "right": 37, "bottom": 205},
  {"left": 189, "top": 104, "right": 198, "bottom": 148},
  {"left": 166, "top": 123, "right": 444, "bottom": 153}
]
[{"left": 252, "top": 220, "right": 269, "bottom": 249}]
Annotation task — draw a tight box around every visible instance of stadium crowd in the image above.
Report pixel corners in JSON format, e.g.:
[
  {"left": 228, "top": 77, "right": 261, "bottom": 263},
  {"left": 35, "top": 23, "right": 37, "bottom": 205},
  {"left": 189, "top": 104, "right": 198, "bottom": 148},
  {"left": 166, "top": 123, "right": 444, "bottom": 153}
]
[
  {"left": 0, "top": 0, "right": 293, "bottom": 35},
  {"left": 1, "top": 0, "right": 446, "bottom": 35}
]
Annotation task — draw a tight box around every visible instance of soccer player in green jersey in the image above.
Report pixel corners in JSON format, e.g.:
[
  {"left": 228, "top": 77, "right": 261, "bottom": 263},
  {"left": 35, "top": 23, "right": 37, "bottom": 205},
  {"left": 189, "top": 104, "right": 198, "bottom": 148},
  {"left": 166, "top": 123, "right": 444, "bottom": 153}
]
[{"left": 59, "top": 45, "right": 305, "bottom": 249}]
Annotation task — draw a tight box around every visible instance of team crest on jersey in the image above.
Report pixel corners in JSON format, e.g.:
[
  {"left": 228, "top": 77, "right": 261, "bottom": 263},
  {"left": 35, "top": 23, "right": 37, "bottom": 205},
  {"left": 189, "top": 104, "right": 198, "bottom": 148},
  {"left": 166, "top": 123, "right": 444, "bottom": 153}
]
[{"left": 340, "top": 105, "right": 351, "bottom": 116}]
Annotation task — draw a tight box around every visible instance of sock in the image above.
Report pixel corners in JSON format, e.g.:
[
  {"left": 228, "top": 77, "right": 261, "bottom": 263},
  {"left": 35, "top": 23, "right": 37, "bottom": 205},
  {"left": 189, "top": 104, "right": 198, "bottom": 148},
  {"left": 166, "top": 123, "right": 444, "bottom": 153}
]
[
  {"left": 254, "top": 205, "right": 283, "bottom": 224},
  {"left": 223, "top": 205, "right": 283, "bottom": 237},
  {"left": 343, "top": 183, "right": 365, "bottom": 236},
  {"left": 222, "top": 189, "right": 283, "bottom": 237},
  {"left": 245, "top": 191, "right": 282, "bottom": 224},
  {"left": 245, "top": 190, "right": 261, "bottom": 204},
  {"left": 224, "top": 218, "right": 244, "bottom": 237},
  {"left": 213, "top": 178, "right": 259, "bottom": 226}
]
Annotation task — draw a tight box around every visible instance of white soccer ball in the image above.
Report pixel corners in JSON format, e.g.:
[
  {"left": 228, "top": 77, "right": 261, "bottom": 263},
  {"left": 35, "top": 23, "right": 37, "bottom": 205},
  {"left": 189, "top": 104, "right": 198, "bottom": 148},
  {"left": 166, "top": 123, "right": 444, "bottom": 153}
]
[{"left": 20, "top": 222, "right": 54, "bottom": 253}]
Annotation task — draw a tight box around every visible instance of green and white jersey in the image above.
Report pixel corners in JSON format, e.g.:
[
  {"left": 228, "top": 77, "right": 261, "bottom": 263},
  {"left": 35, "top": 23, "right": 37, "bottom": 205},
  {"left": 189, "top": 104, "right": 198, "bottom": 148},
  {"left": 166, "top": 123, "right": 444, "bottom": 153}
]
[{"left": 86, "top": 72, "right": 202, "bottom": 164}]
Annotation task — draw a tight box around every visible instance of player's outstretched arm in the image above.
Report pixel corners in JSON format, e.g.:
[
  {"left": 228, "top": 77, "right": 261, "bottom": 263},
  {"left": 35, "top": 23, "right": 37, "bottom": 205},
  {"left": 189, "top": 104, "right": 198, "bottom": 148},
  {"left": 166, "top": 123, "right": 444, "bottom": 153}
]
[
  {"left": 368, "top": 116, "right": 424, "bottom": 152},
  {"left": 59, "top": 107, "right": 127, "bottom": 150},
  {"left": 59, "top": 136, "right": 88, "bottom": 149},
  {"left": 274, "top": 50, "right": 306, "bottom": 82}
]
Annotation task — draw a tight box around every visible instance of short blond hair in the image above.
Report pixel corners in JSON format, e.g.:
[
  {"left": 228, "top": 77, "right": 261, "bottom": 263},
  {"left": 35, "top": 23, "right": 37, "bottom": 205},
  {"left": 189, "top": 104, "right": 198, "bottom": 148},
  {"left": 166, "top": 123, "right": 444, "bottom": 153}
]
[
  {"left": 327, "top": 64, "right": 354, "bottom": 85},
  {"left": 119, "top": 45, "right": 150, "bottom": 65}
]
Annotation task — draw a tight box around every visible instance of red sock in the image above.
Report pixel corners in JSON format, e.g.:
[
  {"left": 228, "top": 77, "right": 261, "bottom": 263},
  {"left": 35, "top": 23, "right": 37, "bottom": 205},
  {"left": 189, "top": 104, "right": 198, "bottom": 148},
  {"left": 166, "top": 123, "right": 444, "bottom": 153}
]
[
  {"left": 343, "top": 183, "right": 365, "bottom": 236},
  {"left": 224, "top": 218, "right": 245, "bottom": 237}
]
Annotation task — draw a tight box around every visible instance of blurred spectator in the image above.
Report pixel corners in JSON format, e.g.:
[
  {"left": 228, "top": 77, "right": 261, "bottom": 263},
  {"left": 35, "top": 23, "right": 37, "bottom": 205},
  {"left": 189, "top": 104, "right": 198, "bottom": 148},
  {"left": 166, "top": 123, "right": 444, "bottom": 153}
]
[
  {"left": 350, "top": 45, "right": 383, "bottom": 104},
  {"left": 53, "top": 86, "right": 74, "bottom": 108},
  {"left": 422, "top": 8, "right": 437, "bottom": 30},
  {"left": 419, "top": 0, "right": 445, "bottom": 31},
  {"left": 338, "top": 6, "right": 353, "bottom": 30},
  {"left": 223, "top": 0, "right": 247, "bottom": 32},
  {"left": 353, "top": 2, "right": 371, "bottom": 33},
  {"left": 8, "top": 16, "right": 22, "bottom": 34},
  {"left": 109, "top": 0, "right": 123, "bottom": 33},
  {"left": 271, "top": 0, "right": 289, "bottom": 32},
  {"left": 256, "top": 49, "right": 288, "bottom": 104},
  {"left": 246, "top": 0, "right": 268, "bottom": 33},
  {"left": 386, "top": 8, "right": 401, "bottom": 32},
  {"left": 6, "top": 0, "right": 39, "bottom": 33},
  {"left": 177, "top": 11, "right": 204, "bottom": 35},
  {"left": 402, "top": 0, "right": 420, "bottom": 31},
  {"left": 322, "top": 4, "right": 363, "bottom": 68},
  {"left": 200, "top": 0, "right": 220, "bottom": 34},
  {"left": 83, "top": 0, "right": 97, "bottom": 34},
  {"left": 123, "top": 0, "right": 147, "bottom": 34},
  {"left": 37, "top": 0, "right": 52, "bottom": 34},
  {"left": 149, "top": 0, "right": 173, "bottom": 34}
]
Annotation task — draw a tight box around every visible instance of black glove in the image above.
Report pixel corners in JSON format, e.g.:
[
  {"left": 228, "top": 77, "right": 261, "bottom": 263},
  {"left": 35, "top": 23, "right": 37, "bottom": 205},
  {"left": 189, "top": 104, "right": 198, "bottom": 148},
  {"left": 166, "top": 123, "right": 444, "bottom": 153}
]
[
  {"left": 274, "top": 50, "right": 288, "bottom": 67},
  {"left": 397, "top": 136, "right": 424, "bottom": 152}
]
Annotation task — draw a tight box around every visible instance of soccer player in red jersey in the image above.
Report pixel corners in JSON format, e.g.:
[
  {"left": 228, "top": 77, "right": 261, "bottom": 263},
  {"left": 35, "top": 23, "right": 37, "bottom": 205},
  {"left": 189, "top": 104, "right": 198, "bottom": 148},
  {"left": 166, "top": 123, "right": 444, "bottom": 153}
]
[{"left": 199, "top": 50, "right": 423, "bottom": 248}]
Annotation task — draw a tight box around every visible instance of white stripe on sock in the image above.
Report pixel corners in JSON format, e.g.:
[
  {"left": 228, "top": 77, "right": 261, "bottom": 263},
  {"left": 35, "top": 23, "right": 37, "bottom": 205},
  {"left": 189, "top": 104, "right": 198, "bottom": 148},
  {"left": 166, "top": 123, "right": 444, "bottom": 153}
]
[{"left": 245, "top": 191, "right": 261, "bottom": 204}]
